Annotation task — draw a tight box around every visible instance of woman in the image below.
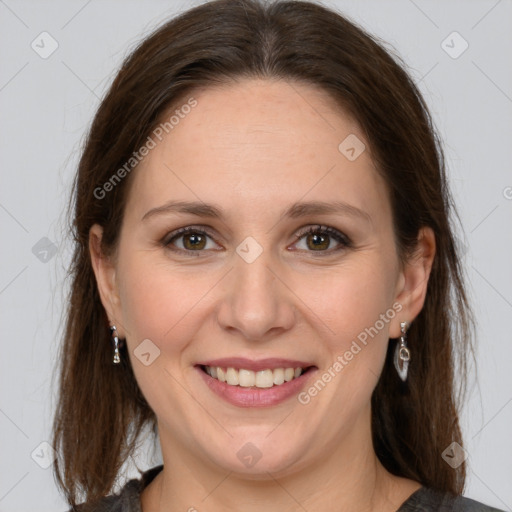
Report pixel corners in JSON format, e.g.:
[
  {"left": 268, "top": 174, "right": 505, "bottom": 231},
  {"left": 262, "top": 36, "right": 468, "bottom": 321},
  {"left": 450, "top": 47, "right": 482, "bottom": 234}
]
[{"left": 52, "top": 0, "right": 505, "bottom": 510}]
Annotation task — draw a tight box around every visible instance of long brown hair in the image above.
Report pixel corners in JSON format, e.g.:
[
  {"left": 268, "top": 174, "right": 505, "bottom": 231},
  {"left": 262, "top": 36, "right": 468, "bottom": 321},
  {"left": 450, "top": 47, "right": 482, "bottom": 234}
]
[{"left": 52, "top": 0, "right": 474, "bottom": 507}]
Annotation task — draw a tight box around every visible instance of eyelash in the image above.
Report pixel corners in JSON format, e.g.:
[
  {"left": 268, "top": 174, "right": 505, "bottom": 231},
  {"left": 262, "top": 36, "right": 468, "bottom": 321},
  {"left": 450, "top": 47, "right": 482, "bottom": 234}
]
[
  {"left": 162, "top": 224, "right": 352, "bottom": 256},
  {"left": 294, "top": 225, "right": 352, "bottom": 252}
]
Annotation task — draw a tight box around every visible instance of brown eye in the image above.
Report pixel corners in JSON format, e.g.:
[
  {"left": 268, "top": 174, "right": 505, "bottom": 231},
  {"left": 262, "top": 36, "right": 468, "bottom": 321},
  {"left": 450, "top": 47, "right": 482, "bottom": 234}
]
[
  {"left": 305, "top": 232, "right": 330, "bottom": 251},
  {"left": 182, "top": 232, "right": 207, "bottom": 250},
  {"left": 293, "top": 225, "right": 351, "bottom": 253},
  {"left": 164, "top": 227, "right": 219, "bottom": 253}
]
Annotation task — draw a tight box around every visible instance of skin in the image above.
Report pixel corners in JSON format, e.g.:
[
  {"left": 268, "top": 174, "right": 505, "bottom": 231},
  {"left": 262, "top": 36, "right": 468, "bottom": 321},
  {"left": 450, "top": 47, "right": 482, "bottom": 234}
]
[{"left": 90, "top": 78, "right": 435, "bottom": 512}]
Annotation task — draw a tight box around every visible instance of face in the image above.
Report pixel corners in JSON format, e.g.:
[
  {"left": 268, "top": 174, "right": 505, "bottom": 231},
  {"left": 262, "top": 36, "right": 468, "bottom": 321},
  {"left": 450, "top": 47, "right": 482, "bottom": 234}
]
[{"left": 91, "top": 78, "right": 433, "bottom": 478}]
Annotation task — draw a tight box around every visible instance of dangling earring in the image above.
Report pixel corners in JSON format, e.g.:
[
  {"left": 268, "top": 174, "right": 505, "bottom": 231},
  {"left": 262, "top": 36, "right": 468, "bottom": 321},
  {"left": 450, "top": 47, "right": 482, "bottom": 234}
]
[
  {"left": 394, "top": 321, "right": 410, "bottom": 381},
  {"left": 110, "top": 325, "right": 121, "bottom": 364}
]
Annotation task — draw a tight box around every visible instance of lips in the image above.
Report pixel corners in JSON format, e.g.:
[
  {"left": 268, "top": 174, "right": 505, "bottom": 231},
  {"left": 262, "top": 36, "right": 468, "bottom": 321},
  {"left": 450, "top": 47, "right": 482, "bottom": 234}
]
[{"left": 195, "top": 357, "right": 317, "bottom": 407}]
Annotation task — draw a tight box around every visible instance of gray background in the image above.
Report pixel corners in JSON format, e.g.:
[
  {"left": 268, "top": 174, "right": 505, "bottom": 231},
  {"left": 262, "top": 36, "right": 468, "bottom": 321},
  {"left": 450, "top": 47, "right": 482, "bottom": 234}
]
[{"left": 0, "top": 0, "right": 511, "bottom": 511}]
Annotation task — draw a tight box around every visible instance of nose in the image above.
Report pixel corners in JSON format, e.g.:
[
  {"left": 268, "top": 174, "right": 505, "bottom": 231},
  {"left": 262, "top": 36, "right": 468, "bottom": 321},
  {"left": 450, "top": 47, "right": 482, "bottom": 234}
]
[{"left": 215, "top": 246, "right": 296, "bottom": 342}]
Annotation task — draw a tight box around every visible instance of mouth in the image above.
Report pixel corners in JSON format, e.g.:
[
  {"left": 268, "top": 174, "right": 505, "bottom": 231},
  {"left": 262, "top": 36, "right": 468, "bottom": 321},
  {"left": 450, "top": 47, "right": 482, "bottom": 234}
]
[
  {"left": 195, "top": 358, "right": 317, "bottom": 407},
  {"left": 199, "top": 364, "right": 315, "bottom": 389}
]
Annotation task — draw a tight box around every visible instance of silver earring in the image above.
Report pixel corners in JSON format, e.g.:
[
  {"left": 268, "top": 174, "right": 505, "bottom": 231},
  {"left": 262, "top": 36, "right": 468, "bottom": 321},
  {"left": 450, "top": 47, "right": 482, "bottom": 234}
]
[
  {"left": 394, "top": 321, "right": 410, "bottom": 381},
  {"left": 110, "top": 325, "right": 121, "bottom": 364}
]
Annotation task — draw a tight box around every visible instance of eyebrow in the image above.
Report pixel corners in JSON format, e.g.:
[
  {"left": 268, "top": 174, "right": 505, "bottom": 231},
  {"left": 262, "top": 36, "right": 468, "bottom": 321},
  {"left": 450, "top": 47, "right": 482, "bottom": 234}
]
[{"left": 142, "top": 199, "right": 372, "bottom": 224}]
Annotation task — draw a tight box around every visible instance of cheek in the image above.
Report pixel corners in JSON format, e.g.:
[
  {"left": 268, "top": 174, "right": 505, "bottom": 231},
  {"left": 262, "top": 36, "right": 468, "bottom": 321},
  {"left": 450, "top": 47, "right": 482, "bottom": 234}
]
[
  {"left": 116, "top": 253, "right": 216, "bottom": 350},
  {"left": 298, "top": 260, "right": 398, "bottom": 388},
  {"left": 304, "top": 263, "right": 395, "bottom": 336},
  {"left": 115, "top": 255, "right": 212, "bottom": 409}
]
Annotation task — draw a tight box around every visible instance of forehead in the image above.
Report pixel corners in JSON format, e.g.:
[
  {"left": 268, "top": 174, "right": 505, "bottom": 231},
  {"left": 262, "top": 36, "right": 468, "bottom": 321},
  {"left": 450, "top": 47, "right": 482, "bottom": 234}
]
[{"left": 125, "top": 78, "right": 389, "bottom": 223}]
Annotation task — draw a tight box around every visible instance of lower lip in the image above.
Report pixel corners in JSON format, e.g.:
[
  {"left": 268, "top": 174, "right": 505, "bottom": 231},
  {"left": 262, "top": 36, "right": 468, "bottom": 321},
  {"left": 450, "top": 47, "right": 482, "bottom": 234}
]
[{"left": 196, "top": 366, "right": 316, "bottom": 408}]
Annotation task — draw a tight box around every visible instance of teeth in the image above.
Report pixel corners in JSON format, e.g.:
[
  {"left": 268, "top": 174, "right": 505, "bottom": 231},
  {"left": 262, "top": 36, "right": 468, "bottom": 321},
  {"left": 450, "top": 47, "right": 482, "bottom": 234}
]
[
  {"left": 255, "top": 369, "right": 273, "bottom": 388},
  {"left": 226, "top": 367, "right": 239, "bottom": 386},
  {"left": 204, "top": 366, "right": 305, "bottom": 388},
  {"left": 284, "top": 368, "right": 295, "bottom": 382},
  {"left": 273, "top": 368, "right": 284, "bottom": 385},
  {"left": 239, "top": 369, "right": 254, "bottom": 387}
]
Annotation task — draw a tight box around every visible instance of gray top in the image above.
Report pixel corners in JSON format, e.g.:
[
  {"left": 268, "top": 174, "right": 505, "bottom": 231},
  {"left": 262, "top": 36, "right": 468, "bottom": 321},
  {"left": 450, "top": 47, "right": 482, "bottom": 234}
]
[{"left": 72, "top": 465, "right": 506, "bottom": 511}]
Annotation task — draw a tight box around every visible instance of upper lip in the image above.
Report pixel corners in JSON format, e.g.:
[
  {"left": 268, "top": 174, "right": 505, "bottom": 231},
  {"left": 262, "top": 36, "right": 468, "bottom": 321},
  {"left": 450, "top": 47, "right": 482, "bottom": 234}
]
[{"left": 197, "top": 357, "right": 316, "bottom": 372}]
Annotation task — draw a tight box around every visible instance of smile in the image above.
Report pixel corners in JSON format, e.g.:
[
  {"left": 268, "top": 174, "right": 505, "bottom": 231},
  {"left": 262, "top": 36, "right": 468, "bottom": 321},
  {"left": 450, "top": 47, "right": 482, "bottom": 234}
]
[
  {"left": 195, "top": 357, "right": 317, "bottom": 407},
  {"left": 202, "top": 365, "right": 305, "bottom": 388}
]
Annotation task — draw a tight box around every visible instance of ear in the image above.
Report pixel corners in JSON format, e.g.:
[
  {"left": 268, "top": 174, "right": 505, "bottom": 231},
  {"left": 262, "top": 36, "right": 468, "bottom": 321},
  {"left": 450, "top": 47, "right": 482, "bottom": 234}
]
[
  {"left": 389, "top": 227, "right": 436, "bottom": 338},
  {"left": 89, "top": 224, "right": 125, "bottom": 337}
]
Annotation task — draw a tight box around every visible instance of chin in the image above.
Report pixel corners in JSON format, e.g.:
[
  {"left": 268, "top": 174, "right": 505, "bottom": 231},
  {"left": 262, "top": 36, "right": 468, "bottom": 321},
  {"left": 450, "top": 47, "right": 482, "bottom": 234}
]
[{"left": 202, "top": 433, "right": 309, "bottom": 478}]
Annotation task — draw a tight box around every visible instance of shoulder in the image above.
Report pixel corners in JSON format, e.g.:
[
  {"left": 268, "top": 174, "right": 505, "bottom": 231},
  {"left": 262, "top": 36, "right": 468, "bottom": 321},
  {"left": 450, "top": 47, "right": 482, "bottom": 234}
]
[
  {"left": 67, "top": 465, "right": 163, "bottom": 512},
  {"left": 398, "top": 486, "right": 507, "bottom": 512}
]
